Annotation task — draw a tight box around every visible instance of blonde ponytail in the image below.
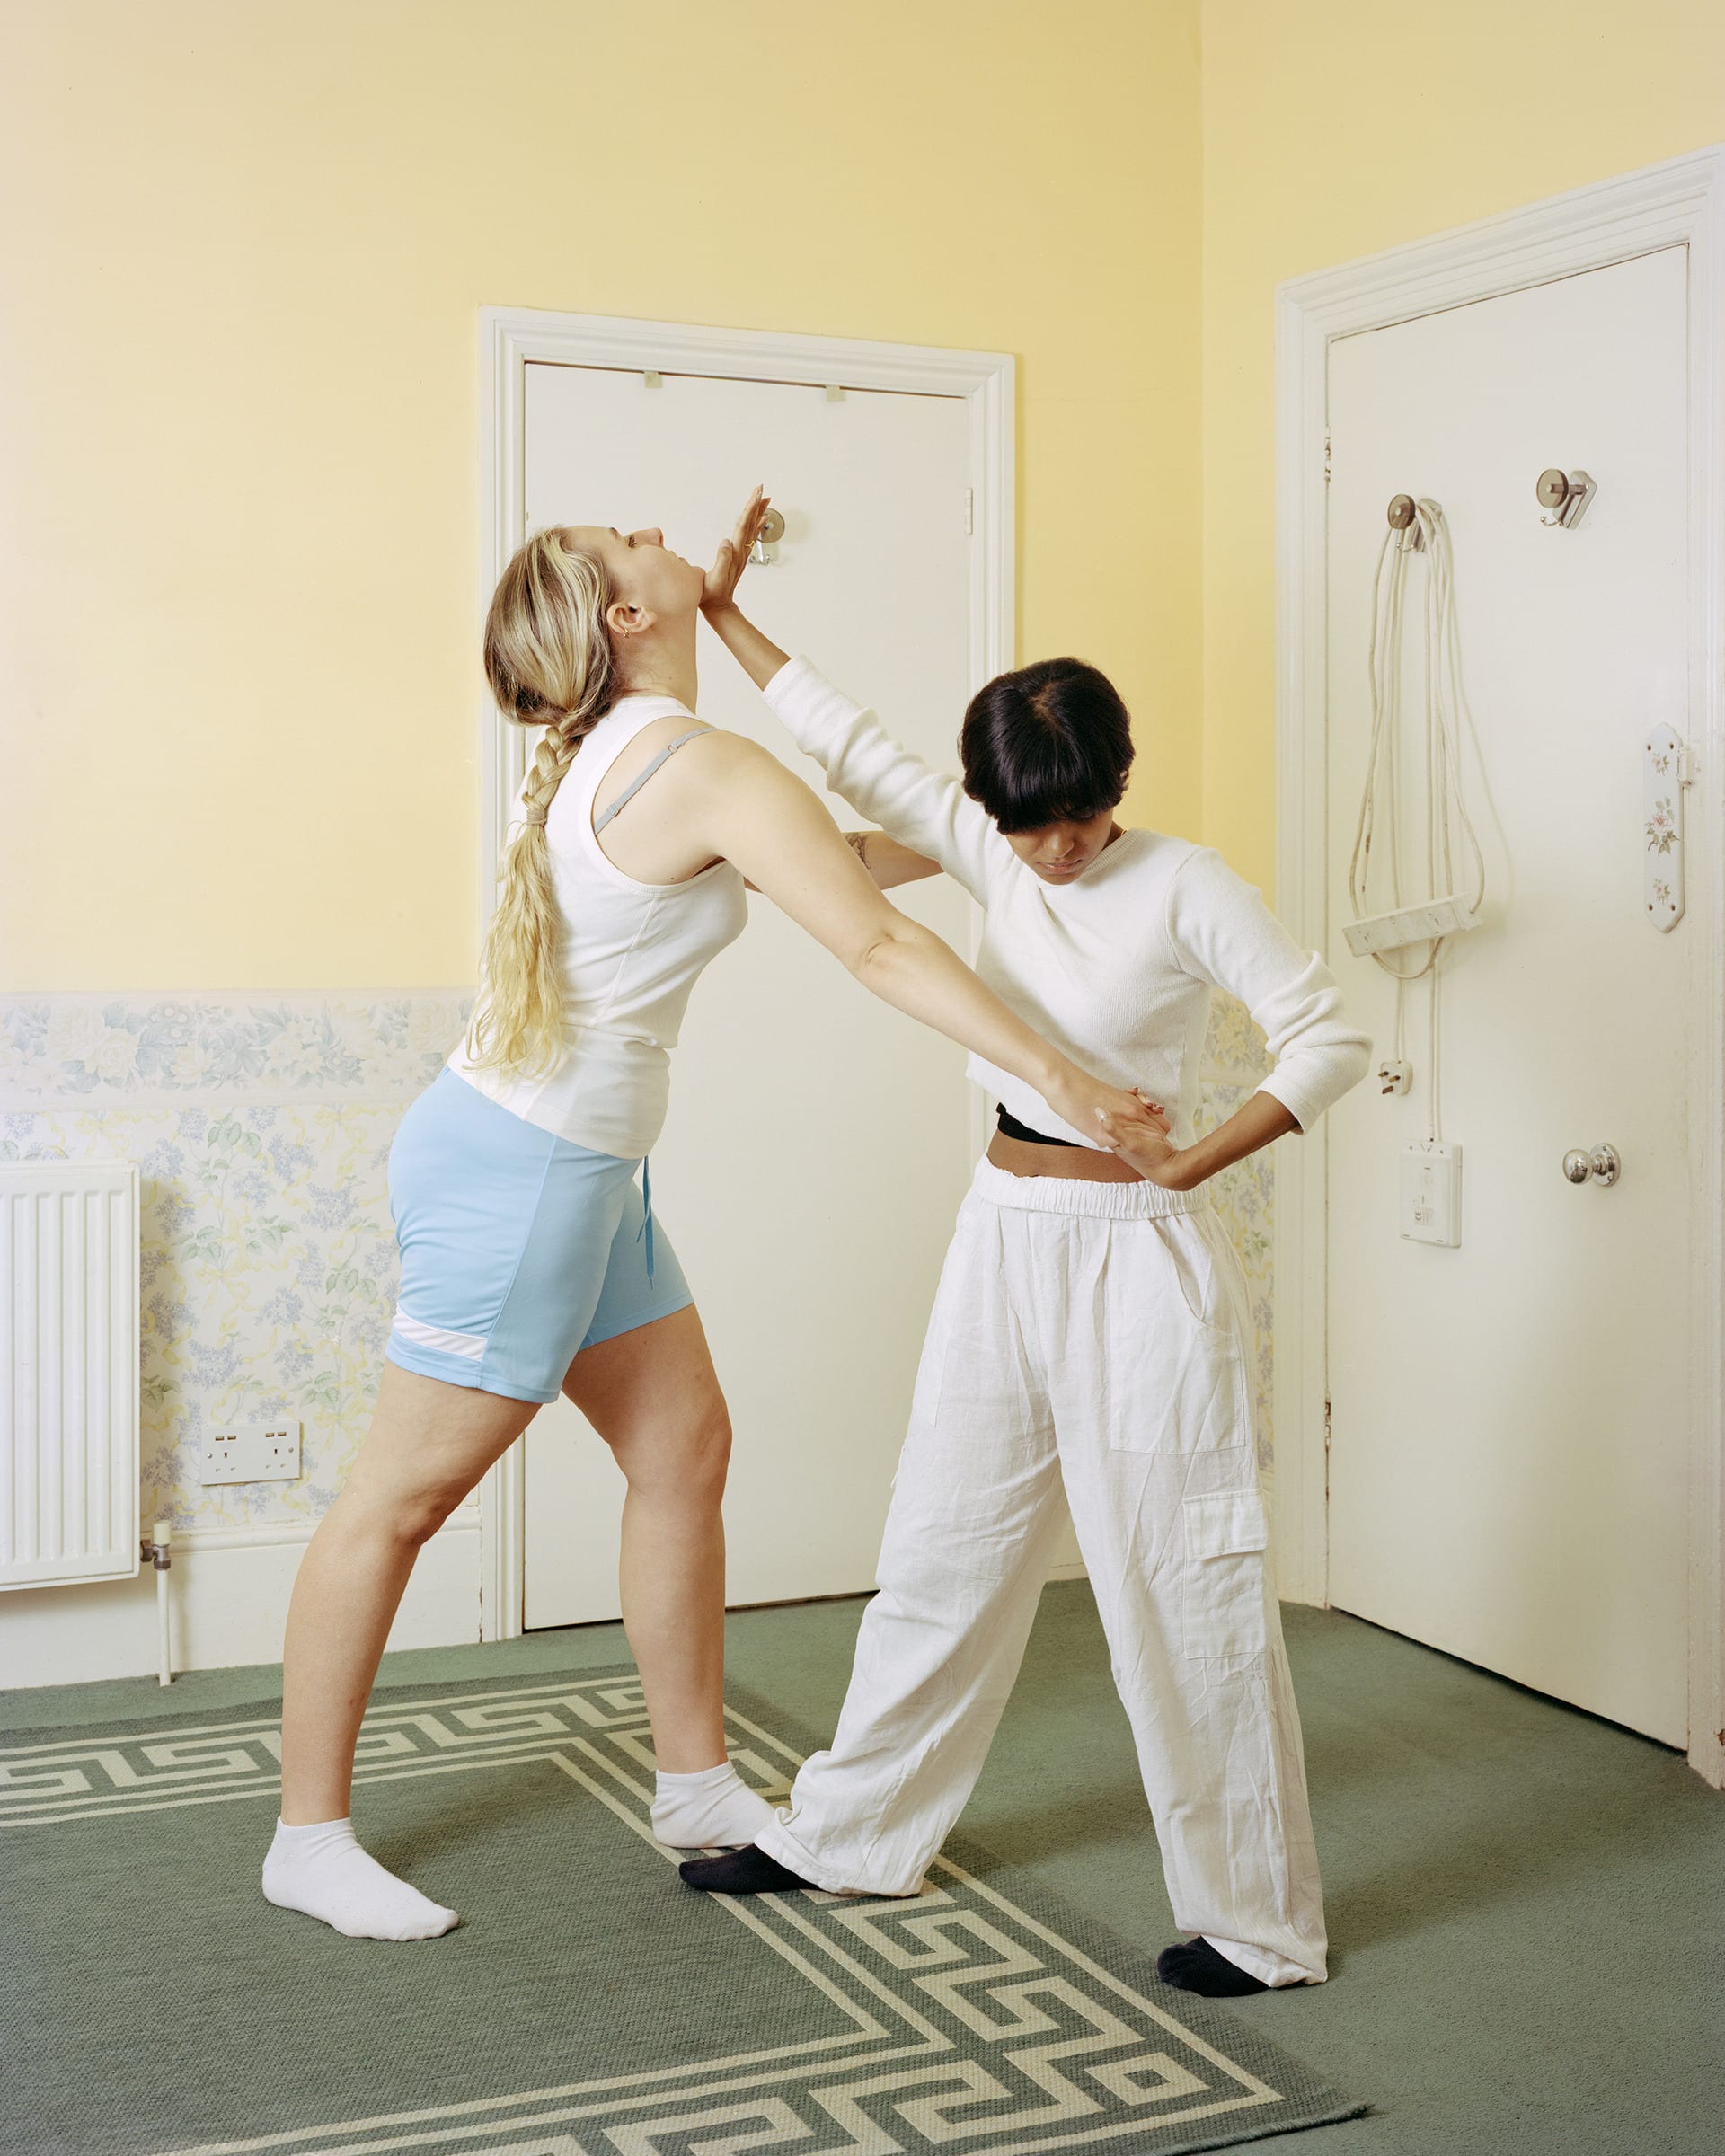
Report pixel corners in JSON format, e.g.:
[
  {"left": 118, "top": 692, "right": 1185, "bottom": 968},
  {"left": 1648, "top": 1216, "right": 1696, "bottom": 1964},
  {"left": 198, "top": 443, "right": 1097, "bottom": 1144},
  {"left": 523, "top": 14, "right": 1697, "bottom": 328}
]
[{"left": 464, "top": 531, "right": 616, "bottom": 1077}]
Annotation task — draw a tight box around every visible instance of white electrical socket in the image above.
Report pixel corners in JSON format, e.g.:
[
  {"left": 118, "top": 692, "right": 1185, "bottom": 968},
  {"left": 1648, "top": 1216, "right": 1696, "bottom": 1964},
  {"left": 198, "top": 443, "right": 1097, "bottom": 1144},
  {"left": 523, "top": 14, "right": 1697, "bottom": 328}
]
[
  {"left": 1400, "top": 1141, "right": 1462, "bottom": 1247},
  {"left": 1376, "top": 1057, "right": 1412, "bottom": 1097},
  {"left": 201, "top": 1420, "right": 302, "bottom": 1485}
]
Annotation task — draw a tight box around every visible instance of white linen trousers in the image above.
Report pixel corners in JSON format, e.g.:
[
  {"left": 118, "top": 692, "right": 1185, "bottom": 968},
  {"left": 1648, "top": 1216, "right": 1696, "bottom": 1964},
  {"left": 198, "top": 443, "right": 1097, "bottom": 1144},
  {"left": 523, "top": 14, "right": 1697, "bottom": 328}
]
[{"left": 756, "top": 1159, "right": 1327, "bottom": 1988}]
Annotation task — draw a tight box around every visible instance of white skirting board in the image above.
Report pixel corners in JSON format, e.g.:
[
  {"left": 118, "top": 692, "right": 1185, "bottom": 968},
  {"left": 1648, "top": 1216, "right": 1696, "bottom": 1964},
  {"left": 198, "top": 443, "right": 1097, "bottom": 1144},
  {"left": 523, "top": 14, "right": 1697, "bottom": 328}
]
[{"left": 0, "top": 1515, "right": 482, "bottom": 1691}]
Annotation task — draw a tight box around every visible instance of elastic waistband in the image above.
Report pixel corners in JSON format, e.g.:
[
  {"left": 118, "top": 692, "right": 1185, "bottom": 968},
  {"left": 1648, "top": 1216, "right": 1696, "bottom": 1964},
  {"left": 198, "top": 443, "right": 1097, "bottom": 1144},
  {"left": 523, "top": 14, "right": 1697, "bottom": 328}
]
[{"left": 969, "top": 1155, "right": 1211, "bottom": 1220}]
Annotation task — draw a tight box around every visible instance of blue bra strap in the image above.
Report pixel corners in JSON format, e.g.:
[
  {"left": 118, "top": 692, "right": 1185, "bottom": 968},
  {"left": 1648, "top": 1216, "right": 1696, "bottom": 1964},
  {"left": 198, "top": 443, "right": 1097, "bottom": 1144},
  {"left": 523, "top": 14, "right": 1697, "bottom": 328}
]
[{"left": 593, "top": 729, "right": 712, "bottom": 835}]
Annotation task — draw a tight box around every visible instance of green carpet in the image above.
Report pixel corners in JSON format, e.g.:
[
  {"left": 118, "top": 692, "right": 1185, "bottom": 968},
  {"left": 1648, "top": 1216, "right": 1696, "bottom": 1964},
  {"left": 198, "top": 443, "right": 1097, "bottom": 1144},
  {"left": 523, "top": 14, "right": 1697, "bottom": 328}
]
[
  {"left": 1, "top": 1664, "right": 1365, "bottom": 2156},
  {"left": 5, "top": 1586, "right": 1723, "bottom": 2155}
]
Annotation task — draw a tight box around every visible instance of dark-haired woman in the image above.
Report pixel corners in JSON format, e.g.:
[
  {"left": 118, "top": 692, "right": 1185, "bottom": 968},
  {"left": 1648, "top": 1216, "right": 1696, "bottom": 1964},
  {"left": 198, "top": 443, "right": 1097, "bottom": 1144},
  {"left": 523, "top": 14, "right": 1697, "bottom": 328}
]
[{"left": 683, "top": 603, "right": 1370, "bottom": 1998}]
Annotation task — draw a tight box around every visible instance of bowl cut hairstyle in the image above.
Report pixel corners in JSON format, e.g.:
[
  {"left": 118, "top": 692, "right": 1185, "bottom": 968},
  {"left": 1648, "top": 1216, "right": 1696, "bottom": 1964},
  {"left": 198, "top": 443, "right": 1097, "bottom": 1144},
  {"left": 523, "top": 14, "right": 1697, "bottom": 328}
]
[{"left": 959, "top": 658, "right": 1136, "bottom": 835}]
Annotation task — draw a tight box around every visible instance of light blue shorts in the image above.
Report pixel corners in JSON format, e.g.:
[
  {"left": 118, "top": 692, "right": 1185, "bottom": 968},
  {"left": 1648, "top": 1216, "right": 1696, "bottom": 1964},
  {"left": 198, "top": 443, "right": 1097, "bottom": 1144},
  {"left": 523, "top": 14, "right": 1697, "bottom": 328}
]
[{"left": 384, "top": 1068, "right": 693, "bottom": 1404}]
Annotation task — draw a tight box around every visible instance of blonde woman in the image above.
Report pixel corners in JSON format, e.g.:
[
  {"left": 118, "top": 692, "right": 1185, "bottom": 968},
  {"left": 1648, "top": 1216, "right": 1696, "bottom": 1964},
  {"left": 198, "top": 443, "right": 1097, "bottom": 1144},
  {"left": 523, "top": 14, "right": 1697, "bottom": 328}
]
[{"left": 262, "top": 490, "right": 1164, "bottom": 1941}]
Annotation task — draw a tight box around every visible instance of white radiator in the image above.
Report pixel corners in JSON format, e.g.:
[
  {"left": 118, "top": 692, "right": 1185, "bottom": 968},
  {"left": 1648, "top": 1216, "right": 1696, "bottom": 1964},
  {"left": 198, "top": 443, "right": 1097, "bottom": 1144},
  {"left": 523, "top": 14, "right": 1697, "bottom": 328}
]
[{"left": 1, "top": 1162, "right": 140, "bottom": 1590}]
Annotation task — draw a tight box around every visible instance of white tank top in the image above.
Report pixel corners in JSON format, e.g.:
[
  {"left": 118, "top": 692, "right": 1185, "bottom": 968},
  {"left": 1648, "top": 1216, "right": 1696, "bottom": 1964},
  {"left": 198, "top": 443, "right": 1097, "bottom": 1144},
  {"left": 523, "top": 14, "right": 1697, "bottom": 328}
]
[{"left": 447, "top": 694, "right": 748, "bottom": 1158}]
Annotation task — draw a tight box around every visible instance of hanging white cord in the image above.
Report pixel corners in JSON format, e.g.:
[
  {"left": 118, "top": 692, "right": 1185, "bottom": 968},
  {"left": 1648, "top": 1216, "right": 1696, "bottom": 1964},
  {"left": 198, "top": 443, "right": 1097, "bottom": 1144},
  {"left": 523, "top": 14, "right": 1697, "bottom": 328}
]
[
  {"left": 1356, "top": 529, "right": 1407, "bottom": 1064},
  {"left": 1349, "top": 499, "right": 1486, "bottom": 1140}
]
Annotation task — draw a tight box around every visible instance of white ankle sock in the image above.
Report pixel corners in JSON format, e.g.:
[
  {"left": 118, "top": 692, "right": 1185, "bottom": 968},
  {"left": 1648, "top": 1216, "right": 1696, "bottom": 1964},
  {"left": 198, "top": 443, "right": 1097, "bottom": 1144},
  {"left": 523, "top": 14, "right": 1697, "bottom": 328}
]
[
  {"left": 650, "top": 1761, "right": 774, "bottom": 1851},
  {"left": 261, "top": 1816, "right": 459, "bottom": 1941}
]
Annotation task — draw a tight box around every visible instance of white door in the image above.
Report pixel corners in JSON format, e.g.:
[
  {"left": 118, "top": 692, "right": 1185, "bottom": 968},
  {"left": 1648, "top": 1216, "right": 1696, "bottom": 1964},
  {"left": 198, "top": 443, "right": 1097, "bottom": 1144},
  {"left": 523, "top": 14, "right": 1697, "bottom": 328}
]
[
  {"left": 1323, "top": 248, "right": 1692, "bottom": 1745},
  {"left": 518, "top": 362, "right": 1080, "bottom": 1627}
]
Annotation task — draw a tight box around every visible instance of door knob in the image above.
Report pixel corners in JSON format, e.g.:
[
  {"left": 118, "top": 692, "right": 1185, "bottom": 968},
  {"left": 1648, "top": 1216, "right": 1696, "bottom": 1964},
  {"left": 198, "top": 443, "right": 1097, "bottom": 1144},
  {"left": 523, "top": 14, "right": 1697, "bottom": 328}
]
[{"left": 1561, "top": 1144, "right": 1621, "bottom": 1187}]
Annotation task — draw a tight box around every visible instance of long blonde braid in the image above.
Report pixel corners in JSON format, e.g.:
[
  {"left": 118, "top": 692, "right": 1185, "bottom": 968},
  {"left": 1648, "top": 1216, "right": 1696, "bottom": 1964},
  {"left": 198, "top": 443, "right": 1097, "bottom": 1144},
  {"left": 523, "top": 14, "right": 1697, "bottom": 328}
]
[{"left": 464, "top": 531, "right": 617, "bottom": 1077}]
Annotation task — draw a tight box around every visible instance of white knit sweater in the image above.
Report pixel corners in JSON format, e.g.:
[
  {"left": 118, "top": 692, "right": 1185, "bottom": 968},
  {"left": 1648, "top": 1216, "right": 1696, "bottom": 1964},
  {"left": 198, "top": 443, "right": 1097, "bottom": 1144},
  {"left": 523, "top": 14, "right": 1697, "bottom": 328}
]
[{"left": 764, "top": 658, "right": 1371, "bottom": 1148}]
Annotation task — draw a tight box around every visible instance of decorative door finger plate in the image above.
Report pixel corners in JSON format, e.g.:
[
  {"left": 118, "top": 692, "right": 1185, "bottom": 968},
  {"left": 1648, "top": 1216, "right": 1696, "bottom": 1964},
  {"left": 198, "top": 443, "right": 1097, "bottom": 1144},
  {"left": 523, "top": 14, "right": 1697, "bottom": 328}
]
[{"left": 1643, "top": 722, "right": 1685, "bottom": 932}]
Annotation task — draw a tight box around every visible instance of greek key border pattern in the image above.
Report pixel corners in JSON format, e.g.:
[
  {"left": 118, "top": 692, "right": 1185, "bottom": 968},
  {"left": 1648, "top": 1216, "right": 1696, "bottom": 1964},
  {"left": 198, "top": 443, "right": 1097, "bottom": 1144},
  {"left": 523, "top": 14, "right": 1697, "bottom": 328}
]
[{"left": 2, "top": 1676, "right": 1298, "bottom": 2156}]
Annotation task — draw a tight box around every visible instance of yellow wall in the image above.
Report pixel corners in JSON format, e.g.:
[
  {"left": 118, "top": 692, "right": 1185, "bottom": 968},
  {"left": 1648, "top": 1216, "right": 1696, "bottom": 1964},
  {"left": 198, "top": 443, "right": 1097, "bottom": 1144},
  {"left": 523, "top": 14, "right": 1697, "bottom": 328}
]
[
  {"left": 0, "top": 0, "right": 1202, "bottom": 990},
  {"left": 1200, "top": 0, "right": 1725, "bottom": 889},
  {"left": 13, "top": 1, "right": 1716, "bottom": 981}
]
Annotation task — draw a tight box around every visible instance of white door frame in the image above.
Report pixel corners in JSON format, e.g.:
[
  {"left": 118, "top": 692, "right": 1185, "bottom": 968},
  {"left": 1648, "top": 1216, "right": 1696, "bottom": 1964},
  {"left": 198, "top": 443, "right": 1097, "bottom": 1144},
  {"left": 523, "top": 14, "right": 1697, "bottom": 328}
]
[
  {"left": 1273, "top": 146, "right": 1725, "bottom": 1787},
  {"left": 473, "top": 305, "right": 1015, "bottom": 1642}
]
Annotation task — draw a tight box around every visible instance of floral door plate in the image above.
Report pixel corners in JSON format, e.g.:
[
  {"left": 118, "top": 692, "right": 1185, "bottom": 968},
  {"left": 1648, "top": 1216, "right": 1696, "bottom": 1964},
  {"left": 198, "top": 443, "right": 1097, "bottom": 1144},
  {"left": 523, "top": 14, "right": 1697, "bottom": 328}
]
[{"left": 1643, "top": 721, "right": 1685, "bottom": 933}]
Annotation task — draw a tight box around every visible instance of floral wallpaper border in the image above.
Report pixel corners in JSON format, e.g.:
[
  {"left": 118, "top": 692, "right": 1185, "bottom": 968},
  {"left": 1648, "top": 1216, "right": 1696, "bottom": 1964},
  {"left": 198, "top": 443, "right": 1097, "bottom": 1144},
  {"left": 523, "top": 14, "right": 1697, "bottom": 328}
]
[
  {"left": 1, "top": 992, "right": 1277, "bottom": 1533},
  {"left": 0, "top": 993, "right": 476, "bottom": 1110}
]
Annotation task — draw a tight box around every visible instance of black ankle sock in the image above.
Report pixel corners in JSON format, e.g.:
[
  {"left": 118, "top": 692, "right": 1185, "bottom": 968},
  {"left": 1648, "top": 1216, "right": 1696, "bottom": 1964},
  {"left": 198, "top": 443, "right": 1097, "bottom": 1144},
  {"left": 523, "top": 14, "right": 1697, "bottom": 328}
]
[
  {"left": 679, "top": 1844, "right": 816, "bottom": 1895},
  {"left": 1155, "top": 1937, "right": 1269, "bottom": 1997}
]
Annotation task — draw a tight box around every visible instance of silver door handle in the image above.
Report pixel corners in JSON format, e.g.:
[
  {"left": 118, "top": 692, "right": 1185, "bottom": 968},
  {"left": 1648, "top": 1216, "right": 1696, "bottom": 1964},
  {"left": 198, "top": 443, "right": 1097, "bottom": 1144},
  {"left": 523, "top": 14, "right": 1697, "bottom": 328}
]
[{"left": 1561, "top": 1144, "right": 1621, "bottom": 1187}]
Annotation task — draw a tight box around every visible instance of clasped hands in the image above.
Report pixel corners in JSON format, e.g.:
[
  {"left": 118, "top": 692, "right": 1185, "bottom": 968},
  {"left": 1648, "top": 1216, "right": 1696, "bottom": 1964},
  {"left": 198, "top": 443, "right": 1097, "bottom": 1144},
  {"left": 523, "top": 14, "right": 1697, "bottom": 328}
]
[{"left": 1093, "top": 1091, "right": 1192, "bottom": 1188}]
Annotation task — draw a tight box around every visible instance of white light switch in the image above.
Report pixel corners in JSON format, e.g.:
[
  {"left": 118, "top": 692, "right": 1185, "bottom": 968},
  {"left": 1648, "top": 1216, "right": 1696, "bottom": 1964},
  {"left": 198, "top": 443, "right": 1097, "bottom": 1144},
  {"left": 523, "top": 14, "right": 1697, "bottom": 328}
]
[
  {"left": 1400, "top": 1141, "right": 1462, "bottom": 1247},
  {"left": 200, "top": 1420, "right": 302, "bottom": 1485}
]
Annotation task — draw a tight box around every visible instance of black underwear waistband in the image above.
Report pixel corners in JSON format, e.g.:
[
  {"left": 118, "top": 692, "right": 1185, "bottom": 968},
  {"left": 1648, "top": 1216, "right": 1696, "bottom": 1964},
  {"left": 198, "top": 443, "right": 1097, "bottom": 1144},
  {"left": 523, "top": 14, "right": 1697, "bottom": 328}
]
[{"left": 995, "top": 1103, "right": 1081, "bottom": 1150}]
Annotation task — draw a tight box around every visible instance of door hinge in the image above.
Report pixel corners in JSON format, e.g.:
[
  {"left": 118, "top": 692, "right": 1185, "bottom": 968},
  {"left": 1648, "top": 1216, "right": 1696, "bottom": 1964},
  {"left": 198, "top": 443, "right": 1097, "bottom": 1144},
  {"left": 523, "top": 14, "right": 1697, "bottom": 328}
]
[
  {"left": 1322, "top": 1396, "right": 1332, "bottom": 1451},
  {"left": 963, "top": 488, "right": 975, "bottom": 535},
  {"left": 1677, "top": 744, "right": 1697, "bottom": 787},
  {"left": 1322, "top": 433, "right": 1332, "bottom": 485}
]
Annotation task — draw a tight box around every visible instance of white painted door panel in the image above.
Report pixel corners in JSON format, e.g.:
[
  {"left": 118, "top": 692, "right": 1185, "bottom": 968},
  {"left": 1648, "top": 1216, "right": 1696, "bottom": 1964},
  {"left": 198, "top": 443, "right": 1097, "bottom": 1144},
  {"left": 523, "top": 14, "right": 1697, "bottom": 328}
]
[
  {"left": 518, "top": 365, "right": 1080, "bottom": 1627},
  {"left": 1323, "top": 249, "right": 1691, "bottom": 1745}
]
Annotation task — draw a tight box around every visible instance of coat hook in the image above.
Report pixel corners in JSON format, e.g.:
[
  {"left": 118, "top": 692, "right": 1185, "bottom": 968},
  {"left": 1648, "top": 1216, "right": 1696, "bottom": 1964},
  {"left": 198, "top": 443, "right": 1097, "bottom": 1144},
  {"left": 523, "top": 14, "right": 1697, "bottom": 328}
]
[
  {"left": 1386, "top": 493, "right": 1424, "bottom": 550},
  {"left": 750, "top": 506, "right": 786, "bottom": 567},
  {"left": 1537, "top": 468, "right": 1596, "bottom": 529}
]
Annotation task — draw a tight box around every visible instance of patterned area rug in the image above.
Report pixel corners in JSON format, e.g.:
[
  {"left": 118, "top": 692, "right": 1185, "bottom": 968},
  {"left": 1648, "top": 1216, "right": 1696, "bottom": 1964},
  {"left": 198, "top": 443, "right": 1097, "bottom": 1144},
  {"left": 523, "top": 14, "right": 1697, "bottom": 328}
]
[{"left": 1, "top": 1666, "right": 1365, "bottom": 2155}]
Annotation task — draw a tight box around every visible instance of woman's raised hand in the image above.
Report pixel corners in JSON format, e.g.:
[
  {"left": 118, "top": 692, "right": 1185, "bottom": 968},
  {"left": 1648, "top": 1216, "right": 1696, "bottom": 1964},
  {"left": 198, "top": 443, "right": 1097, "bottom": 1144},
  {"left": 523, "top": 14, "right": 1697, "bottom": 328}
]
[{"left": 703, "top": 486, "right": 774, "bottom": 614}]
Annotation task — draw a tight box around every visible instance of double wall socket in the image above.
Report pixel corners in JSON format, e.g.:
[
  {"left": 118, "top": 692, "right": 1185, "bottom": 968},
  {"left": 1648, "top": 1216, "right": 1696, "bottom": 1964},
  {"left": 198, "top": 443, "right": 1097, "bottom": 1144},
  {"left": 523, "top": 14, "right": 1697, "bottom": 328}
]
[{"left": 200, "top": 1420, "right": 302, "bottom": 1485}]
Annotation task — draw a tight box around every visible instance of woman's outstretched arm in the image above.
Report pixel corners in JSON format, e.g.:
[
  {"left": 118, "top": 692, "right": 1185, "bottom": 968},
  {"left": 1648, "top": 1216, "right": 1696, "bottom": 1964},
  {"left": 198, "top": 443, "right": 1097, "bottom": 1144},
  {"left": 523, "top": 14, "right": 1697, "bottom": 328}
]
[
  {"left": 705, "top": 605, "right": 1002, "bottom": 900},
  {"left": 681, "top": 727, "right": 1161, "bottom": 1151},
  {"left": 700, "top": 496, "right": 1003, "bottom": 898}
]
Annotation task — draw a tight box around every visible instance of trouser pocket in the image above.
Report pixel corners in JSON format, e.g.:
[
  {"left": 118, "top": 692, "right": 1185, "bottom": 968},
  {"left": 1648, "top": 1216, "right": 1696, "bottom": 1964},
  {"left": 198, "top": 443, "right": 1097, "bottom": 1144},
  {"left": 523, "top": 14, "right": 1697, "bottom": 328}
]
[
  {"left": 1102, "top": 1215, "right": 1254, "bottom": 1454},
  {"left": 1181, "top": 1487, "right": 1269, "bottom": 1662}
]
